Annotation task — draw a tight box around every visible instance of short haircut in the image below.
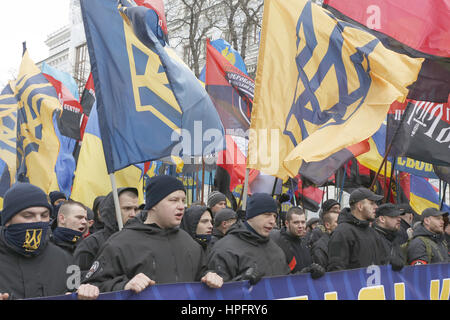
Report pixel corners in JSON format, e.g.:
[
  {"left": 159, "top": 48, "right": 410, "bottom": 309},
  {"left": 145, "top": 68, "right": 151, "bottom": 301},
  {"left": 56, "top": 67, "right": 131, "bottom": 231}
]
[
  {"left": 58, "top": 200, "right": 87, "bottom": 217},
  {"left": 323, "top": 210, "right": 338, "bottom": 225},
  {"left": 286, "top": 206, "right": 305, "bottom": 222}
]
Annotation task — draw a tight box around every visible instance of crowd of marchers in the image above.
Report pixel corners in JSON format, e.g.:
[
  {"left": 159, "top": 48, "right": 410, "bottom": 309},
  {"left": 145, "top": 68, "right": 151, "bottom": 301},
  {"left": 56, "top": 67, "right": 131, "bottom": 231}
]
[{"left": 0, "top": 176, "right": 448, "bottom": 300}]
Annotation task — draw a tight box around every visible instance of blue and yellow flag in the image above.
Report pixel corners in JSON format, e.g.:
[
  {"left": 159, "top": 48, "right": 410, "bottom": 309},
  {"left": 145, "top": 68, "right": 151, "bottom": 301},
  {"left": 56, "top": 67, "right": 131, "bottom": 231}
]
[
  {"left": 80, "top": 0, "right": 224, "bottom": 174},
  {"left": 247, "top": 0, "right": 423, "bottom": 179},
  {"left": 71, "top": 103, "right": 144, "bottom": 208},
  {"left": 0, "top": 82, "right": 18, "bottom": 208},
  {"left": 14, "top": 50, "right": 60, "bottom": 193},
  {"left": 409, "top": 175, "right": 440, "bottom": 215}
]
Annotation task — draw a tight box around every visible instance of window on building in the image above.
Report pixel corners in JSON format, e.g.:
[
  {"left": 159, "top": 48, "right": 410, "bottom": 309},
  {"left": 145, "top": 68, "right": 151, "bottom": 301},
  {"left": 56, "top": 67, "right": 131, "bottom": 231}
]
[{"left": 73, "top": 43, "right": 90, "bottom": 97}]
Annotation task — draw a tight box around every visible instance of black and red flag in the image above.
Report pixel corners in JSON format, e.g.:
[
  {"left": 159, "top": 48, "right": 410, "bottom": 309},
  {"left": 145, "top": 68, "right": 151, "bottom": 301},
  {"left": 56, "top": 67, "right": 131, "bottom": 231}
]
[
  {"left": 205, "top": 38, "right": 258, "bottom": 194},
  {"left": 324, "top": 0, "right": 450, "bottom": 168}
]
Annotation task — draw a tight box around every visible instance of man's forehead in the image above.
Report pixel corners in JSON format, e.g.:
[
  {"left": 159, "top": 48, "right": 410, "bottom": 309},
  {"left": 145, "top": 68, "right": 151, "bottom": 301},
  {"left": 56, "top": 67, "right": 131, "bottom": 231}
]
[{"left": 17, "top": 206, "right": 50, "bottom": 215}]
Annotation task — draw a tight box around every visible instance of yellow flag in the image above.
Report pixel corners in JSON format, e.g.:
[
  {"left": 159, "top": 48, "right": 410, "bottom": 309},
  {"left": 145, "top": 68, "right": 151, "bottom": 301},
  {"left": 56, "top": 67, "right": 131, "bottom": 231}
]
[
  {"left": 247, "top": 0, "right": 423, "bottom": 180},
  {"left": 14, "top": 51, "right": 60, "bottom": 192}
]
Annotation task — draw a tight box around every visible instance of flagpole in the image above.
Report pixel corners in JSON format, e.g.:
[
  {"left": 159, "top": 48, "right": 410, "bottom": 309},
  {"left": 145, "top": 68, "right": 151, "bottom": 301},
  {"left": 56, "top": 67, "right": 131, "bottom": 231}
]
[
  {"left": 109, "top": 173, "right": 124, "bottom": 231},
  {"left": 440, "top": 182, "right": 448, "bottom": 210},
  {"left": 241, "top": 168, "right": 250, "bottom": 210},
  {"left": 370, "top": 104, "right": 412, "bottom": 190},
  {"left": 291, "top": 178, "right": 298, "bottom": 207},
  {"left": 201, "top": 157, "right": 205, "bottom": 204}
]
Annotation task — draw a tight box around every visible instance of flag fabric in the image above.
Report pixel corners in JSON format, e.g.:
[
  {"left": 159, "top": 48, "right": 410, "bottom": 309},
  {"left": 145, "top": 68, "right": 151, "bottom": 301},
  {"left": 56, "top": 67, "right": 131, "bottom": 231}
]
[
  {"left": 205, "top": 38, "right": 253, "bottom": 133},
  {"left": 247, "top": 0, "right": 424, "bottom": 180},
  {"left": 42, "top": 67, "right": 86, "bottom": 141},
  {"left": 295, "top": 177, "right": 324, "bottom": 212},
  {"left": 199, "top": 38, "right": 248, "bottom": 83},
  {"left": 70, "top": 103, "right": 144, "bottom": 208},
  {"left": 0, "top": 82, "right": 18, "bottom": 207},
  {"left": 324, "top": 0, "right": 450, "bottom": 58},
  {"left": 205, "top": 38, "right": 258, "bottom": 193},
  {"left": 14, "top": 50, "right": 60, "bottom": 193},
  {"left": 80, "top": 0, "right": 224, "bottom": 174},
  {"left": 387, "top": 99, "right": 450, "bottom": 167},
  {"left": 79, "top": 72, "right": 95, "bottom": 117},
  {"left": 409, "top": 175, "right": 441, "bottom": 215},
  {"left": 41, "top": 62, "right": 80, "bottom": 100},
  {"left": 298, "top": 139, "right": 370, "bottom": 186}
]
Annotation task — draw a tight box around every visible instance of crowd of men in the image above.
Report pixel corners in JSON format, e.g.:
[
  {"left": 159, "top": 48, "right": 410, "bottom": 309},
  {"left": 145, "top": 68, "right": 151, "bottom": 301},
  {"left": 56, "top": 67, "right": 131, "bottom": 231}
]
[{"left": 0, "top": 176, "right": 448, "bottom": 300}]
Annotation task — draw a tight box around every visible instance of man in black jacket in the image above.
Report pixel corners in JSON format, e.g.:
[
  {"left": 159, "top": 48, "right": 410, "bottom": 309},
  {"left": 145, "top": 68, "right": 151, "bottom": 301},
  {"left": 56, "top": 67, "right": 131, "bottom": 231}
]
[
  {"left": 83, "top": 175, "right": 223, "bottom": 293},
  {"left": 180, "top": 205, "right": 213, "bottom": 252},
  {"left": 372, "top": 203, "right": 405, "bottom": 270},
  {"left": 210, "top": 208, "right": 237, "bottom": 248},
  {"left": 0, "top": 183, "right": 98, "bottom": 300},
  {"left": 396, "top": 203, "right": 415, "bottom": 245},
  {"left": 311, "top": 209, "right": 339, "bottom": 268},
  {"left": 50, "top": 200, "right": 88, "bottom": 255},
  {"left": 73, "top": 187, "right": 139, "bottom": 271},
  {"left": 407, "top": 208, "right": 448, "bottom": 265},
  {"left": 207, "top": 193, "right": 290, "bottom": 282},
  {"left": 270, "top": 206, "right": 312, "bottom": 273},
  {"left": 327, "top": 187, "right": 387, "bottom": 271}
]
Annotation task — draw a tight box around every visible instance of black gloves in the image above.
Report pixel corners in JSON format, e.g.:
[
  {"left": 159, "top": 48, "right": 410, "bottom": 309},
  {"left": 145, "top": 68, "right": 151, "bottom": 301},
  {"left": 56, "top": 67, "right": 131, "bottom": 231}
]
[
  {"left": 232, "top": 267, "right": 264, "bottom": 285},
  {"left": 390, "top": 255, "right": 404, "bottom": 271},
  {"left": 300, "top": 263, "right": 326, "bottom": 279}
]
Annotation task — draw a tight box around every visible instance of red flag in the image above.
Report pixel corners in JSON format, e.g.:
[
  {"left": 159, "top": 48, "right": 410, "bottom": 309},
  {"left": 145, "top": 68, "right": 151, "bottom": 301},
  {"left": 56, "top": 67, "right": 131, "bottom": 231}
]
[
  {"left": 217, "top": 135, "right": 258, "bottom": 192},
  {"left": 134, "top": 0, "right": 168, "bottom": 36},
  {"left": 43, "top": 73, "right": 87, "bottom": 141},
  {"left": 324, "top": 0, "right": 450, "bottom": 57}
]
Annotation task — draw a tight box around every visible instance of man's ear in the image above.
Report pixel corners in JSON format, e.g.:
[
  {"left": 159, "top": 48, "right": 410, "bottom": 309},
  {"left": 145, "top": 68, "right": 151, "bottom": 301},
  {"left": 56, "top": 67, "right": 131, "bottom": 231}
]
[{"left": 57, "top": 213, "right": 65, "bottom": 226}]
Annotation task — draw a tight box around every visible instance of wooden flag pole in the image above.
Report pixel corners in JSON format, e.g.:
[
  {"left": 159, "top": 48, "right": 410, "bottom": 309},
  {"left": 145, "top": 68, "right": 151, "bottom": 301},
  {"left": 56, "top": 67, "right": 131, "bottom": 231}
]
[
  {"left": 109, "top": 173, "right": 124, "bottom": 231},
  {"left": 241, "top": 168, "right": 250, "bottom": 210}
]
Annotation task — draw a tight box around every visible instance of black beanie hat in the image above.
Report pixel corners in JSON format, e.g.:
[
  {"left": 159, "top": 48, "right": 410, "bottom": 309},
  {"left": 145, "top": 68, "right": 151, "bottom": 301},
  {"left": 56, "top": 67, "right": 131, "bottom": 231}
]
[
  {"left": 246, "top": 193, "right": 278, "bottom": 220},
  {"left": 49, "top": 191, "right": 67, "bottom": 205},
  {"left": 1, "top": 183, "right": 53, "bottom": 226},
  {"left": 144, "top": 175, "right": 186, "bottom": 210}
]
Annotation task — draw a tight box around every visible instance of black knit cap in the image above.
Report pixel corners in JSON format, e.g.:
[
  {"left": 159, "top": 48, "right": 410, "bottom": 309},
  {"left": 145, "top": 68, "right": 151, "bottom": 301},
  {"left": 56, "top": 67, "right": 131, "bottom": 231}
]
[
  {"left": 48, "top": 191, "right": 67, "bottom": 205},
  {"left": 322, "top": 199, "right": 340, "bottom": 213},
  {"left": 144, "top": 175, "right": 186, "bottom": 210},
  {"left": 1, "top": 183, "right": 53, "bottom": 226},
  {"left": 246, "top": 193, "right": 278, "bottom": 220}
]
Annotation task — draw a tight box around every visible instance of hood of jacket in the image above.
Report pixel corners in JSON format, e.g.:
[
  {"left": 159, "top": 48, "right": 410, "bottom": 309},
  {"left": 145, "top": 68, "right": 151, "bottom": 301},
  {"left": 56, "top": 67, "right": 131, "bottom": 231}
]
[
  {"left": 227, "top": 220, "right": 269, "bottom": 245},
  {"left": 412, "top": 223, "right": 443, "bottom": 242},
  {"left": 123, "top": 212, "right": 180, "bottom": 236},
  {"left": 180, "top": 205, "right": 210, "bottom": 238},
  {"left": 338, "top": 207, "right": 371, "bottom": 228},
  {"left": 99, "top": 188, "right": 137, "bottom": 234},
  {"left": 372, "top": 222, "right": 398, "bottom": 242}
]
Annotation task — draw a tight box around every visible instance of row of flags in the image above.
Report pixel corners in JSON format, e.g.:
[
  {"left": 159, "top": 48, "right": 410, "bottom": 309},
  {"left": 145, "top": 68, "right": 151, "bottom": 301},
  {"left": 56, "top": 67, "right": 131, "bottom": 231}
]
[{"left": 0, "top": 0, "right": 449, "bottom": 215}]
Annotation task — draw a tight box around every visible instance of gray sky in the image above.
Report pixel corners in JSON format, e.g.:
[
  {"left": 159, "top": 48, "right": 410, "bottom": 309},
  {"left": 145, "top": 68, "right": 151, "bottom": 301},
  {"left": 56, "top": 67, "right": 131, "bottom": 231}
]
[{"left": 0, "top": 0, "right": 70, "bottom": 88}]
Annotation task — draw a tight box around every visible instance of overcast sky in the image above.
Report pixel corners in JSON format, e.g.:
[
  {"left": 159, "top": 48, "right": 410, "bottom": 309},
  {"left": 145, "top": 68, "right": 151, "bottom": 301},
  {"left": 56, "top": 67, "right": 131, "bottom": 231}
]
[{"left": 0, "top": 0, "right": 70, "bottom": 88}]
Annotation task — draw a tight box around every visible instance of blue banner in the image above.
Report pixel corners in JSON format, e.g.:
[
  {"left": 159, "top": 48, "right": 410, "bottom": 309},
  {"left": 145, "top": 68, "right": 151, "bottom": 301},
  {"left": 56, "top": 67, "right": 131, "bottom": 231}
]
[{"left": 37, "top": 263, "right": 449, "bottom": 300}]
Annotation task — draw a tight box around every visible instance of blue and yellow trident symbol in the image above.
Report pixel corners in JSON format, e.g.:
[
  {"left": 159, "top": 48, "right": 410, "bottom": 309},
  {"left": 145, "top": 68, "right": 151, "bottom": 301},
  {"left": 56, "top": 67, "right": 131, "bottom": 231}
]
[
  {"left": 284, "top": 1, "right": 379, "bottom": 147},
  {"left": 23, "top": 229, "right": 43, "bottom": 252}
]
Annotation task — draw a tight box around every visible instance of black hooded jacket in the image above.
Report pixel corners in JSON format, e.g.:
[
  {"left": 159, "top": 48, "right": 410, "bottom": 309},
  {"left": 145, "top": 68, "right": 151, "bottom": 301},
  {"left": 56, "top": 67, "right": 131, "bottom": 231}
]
[
  {"left": 83, "top": 212, "right": 209, "bottom": 293},
  {"left": 270, "top": 226, "right": 312, "bottom": 273},
  {"left": 74, "top": 188, "right": 128, "bottom": 271},
  {"left": 372, "top": 222, "right": 405, "bottom": 265},
  {"left": 0, "top": 228, "right": 74, "bottom": 299},
  {"left": 327, "top": 208, "right": 388, "bottom": 271},
  {"left": 311, "top": 232, "right": 331, "bottom": 269},
  {"left": 180, "top": 205, "right": 211, "bottom": 252},
  {"left": 207, "top": 221, "right": 290, "bottom": 282},
  {"left": 407, "top": 224, "right": 448, "bottom": 265}
]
